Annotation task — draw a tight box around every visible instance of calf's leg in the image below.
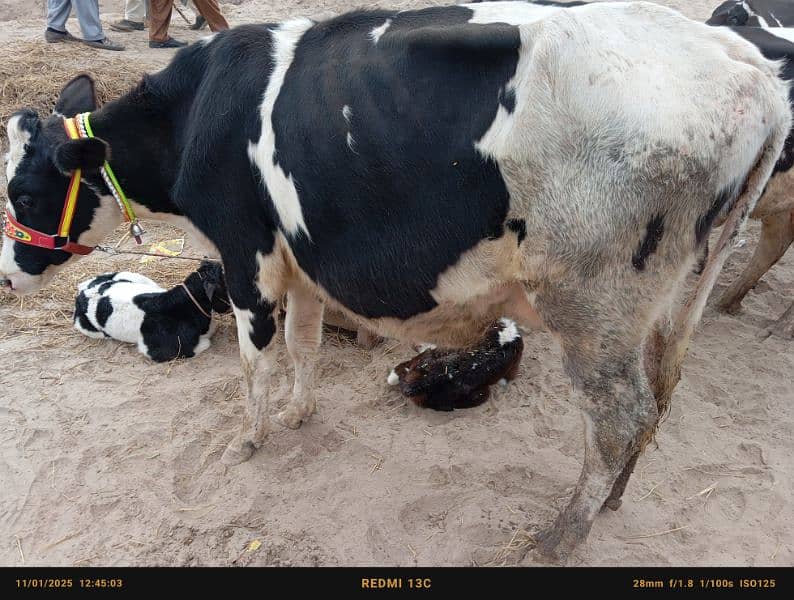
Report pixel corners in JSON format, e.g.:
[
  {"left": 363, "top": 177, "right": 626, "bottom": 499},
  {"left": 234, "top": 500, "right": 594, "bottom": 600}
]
[
  {"left": 716, "top": 212, "right": 794, "bottom": 314},
  {"left": 273, "top": 286, "right": 324, "bottom": 429}
]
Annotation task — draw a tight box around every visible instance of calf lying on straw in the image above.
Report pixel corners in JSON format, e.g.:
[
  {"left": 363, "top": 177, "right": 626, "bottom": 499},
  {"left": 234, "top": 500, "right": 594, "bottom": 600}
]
[{"left": 73, "top": 260, "right": 230, "bottom": 361}]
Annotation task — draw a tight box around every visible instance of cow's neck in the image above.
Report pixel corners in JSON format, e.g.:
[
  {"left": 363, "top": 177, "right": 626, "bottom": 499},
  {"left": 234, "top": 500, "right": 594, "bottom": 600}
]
[
  {"left": 85, "top": 93, "right": 182, "bottom": 222},
  {"left": 81, "top": 98, "right": 218, "bottom": 257},
  {"left": 79, "top": 81, "right": 219, "bottom": 256}
]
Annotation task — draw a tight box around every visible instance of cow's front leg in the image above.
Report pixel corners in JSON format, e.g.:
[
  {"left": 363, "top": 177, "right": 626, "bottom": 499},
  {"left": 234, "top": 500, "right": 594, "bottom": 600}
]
[
  {"left": 273, "top": 286, "right": 324, "bottom": 429},
  {"left": 221, "top": 298, "right": 279, "bottom": 465}
]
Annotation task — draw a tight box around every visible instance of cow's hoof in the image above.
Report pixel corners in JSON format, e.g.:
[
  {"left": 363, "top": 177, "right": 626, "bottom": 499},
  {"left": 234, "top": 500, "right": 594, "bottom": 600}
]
[
  {"left": 272, "top": 410, "right": 304, "bottom": 430},
  {"left": 221, "top": 439, "right": 256, "bottom": 465},
  {"left": 717, "top": 300, "right": 742, "bottom": 316},
  {"left": 533, "top": 524, "right": 578, "bottom": 564},
  {"left": 757, "top": 319, "right": 794, "bottom": 340},
  {"left": 524, "top": 547, "right": 559, "bottom": 565},
  {"left": 768, "top": 309, "right": 794, "bottom": 340},
  {"left": 602, "top": 497, "right": 622, "bottom": 512},
  {"left": 356, "top": 328, "right": 381, "bottom": 350}
]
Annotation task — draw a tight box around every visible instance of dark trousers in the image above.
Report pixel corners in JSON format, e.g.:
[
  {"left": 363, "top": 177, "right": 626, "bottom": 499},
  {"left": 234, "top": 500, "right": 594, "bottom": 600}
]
[{"left": 149, "top": 0, "right": 229, "bottom": 42}]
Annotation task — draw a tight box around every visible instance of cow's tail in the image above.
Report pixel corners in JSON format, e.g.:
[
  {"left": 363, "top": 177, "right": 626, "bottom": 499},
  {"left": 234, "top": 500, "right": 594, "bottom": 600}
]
[{"left": 650, "top": 118, "right": 790, "bottom": 421}]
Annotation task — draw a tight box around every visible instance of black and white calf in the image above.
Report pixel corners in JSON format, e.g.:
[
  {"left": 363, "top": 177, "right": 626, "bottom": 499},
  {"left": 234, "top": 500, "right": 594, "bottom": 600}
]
[
  {"left": 1, "top": 2, "right": 790, "bottom": 560},
  {"left": 74, "top": 260, "right": 230, "bottom": 361}
]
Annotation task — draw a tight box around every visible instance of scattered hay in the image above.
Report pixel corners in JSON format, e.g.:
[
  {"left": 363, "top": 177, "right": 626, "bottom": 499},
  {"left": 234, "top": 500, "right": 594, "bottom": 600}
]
[
  {"left": 0, "top": 39, "right": 147, "bottom": 124},
  {"left": 487, "top": 527, "right": 534, "bottom": 566},
  {"left": 15, "top": 535, "right": 25, "bottom": 564},
  {"left": 42, "top": 530, "right": 84, "bottom": 552}
]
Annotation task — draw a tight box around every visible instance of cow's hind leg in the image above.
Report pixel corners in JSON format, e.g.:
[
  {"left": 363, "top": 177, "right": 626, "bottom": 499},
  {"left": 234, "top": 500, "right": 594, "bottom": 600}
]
[
  {"left": 273, "top": 286, "right": 324, "bottom": 430},
  {"left": 531, "top": 290, "right": 658, "bottom": 562},
  {"left": 535, "top": 349, "right": 657, "bottom": 561},
  {"left": 716, "top": 212, "right": 794, "bottom": 314},
  {"left": 602, "top": 313, "right": 672, "bottom": 512}
]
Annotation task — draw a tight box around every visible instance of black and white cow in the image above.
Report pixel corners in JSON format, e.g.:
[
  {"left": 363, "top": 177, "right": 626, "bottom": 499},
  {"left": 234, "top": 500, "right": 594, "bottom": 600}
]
[
  {"left": 707, "top": 0, "right": 794, "bottom": 27},
  {"left": 74, "top": 260, "right": 230, "bottom": 362},
  {"left": 709, "top": 24, "right": 794, "bottom": 339},
  {"left": 1, "top": 2, "right": 790, "bottom": 560}
]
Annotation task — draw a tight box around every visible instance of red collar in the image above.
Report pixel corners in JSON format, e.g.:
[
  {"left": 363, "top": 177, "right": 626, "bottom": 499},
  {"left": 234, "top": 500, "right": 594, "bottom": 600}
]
[{"left": 3, "top": 209, "right": 94, "bottom": 255}]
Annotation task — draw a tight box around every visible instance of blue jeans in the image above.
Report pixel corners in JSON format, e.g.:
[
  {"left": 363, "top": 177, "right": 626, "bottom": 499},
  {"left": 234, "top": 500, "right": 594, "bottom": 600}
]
[{"left": 47, "top": 0, "right": 104, "bottom": 42}]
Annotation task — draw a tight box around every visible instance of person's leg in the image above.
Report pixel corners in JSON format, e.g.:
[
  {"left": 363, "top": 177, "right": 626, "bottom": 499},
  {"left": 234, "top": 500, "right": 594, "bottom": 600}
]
[
  {"left": 46, "top": 0, "right": 71, "bottom": 33},
  {"left": 111, "top": 0, "right": 146, "bottom": 32},
  {"left": 148, "top": 0, "right": 172, "bottom": 42},
  {"left": 192, "top": 0, "right": 229, "bottom": 32},
  {"left": 71, "top": 0, "right": 104, "bottom": 41},
  {"left": 188, "top": 0, "right": 207, "bottom": 31},
  {"left": 126, "top": 0, "right": 145, "bottom": 22}
]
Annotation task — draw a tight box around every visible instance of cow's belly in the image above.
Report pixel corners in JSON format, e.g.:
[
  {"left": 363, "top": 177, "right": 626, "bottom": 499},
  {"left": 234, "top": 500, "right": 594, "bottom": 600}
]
[
  {"left": 101, "top": 303, "right": 146, "bottom": 345},
  {"left": 263, "top": 230, "right": 539, "bottom": 347},
  {"left": 320, "top": 278, "right": 541, "bottom": 347}
]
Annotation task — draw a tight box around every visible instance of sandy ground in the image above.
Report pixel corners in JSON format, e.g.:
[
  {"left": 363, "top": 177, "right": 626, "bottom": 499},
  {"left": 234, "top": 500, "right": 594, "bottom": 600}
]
[{"left": 0, "top": 0, "right": 792, "bottom": 567}]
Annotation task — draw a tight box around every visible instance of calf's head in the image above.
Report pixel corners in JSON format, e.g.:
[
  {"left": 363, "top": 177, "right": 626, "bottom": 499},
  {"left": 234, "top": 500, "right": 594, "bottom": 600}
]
[
  {"left": 1, "top": 75, "right": 117, "bottom": 294},
  {"left": 195, "top": 260, "right": 231, "bottom": 314}
]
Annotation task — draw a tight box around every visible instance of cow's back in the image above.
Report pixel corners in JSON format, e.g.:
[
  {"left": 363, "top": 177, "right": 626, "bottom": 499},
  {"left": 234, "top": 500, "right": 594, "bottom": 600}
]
[
  {"left": 489, "top": 2, "right": 790, "bottom": 281},
  {"left": 239, "top": 2, "right": 789, "bottom": 333}
]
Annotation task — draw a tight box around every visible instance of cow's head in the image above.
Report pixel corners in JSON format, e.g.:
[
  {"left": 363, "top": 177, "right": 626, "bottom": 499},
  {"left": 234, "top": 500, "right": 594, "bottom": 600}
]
[{"left": 1, "top": 75, "right": 118, "bottom": 295}]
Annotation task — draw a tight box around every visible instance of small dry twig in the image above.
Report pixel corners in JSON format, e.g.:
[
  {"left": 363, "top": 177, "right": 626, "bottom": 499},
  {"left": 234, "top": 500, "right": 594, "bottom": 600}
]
[{"left": 620, "top": 525, "right": 690, "bottom": 540}]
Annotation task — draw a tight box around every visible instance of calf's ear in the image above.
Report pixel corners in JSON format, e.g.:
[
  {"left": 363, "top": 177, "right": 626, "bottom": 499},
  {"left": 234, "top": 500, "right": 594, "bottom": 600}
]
[
  {"left": 54, "top": 138, "right": 109, "bottom": 172},
  {"left": 200, "top": 275, "right": 219, "bottom": 303},
  {"left": 54, "top": 74, "right": 98, "bottom": 117}
]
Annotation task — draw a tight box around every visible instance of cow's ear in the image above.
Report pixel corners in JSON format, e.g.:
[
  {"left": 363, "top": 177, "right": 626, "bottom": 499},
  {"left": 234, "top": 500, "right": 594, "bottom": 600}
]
[
  {"left": 54, "top": 74, "right": 98, "bottom": 117},
  {"left": 54, "top": 138, "right": 109, "bottom": 172}
]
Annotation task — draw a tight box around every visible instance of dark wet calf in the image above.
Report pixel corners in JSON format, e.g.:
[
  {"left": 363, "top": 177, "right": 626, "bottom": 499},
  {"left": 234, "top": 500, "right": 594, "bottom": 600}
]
[{"left": 388, "top": 319, "right": 523, "bottom": 411}]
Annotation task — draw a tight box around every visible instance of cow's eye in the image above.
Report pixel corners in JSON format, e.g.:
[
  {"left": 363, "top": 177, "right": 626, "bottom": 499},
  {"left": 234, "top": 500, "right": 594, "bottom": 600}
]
[{"left": 15, "top": 195, "right": 33, "bottom": 210}]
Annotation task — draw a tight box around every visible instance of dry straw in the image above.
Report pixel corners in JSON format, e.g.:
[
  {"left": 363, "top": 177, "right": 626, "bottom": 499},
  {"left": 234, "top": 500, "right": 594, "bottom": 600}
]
[{"left": 0, "top": 40, "right": 147, "bottom": 124}]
